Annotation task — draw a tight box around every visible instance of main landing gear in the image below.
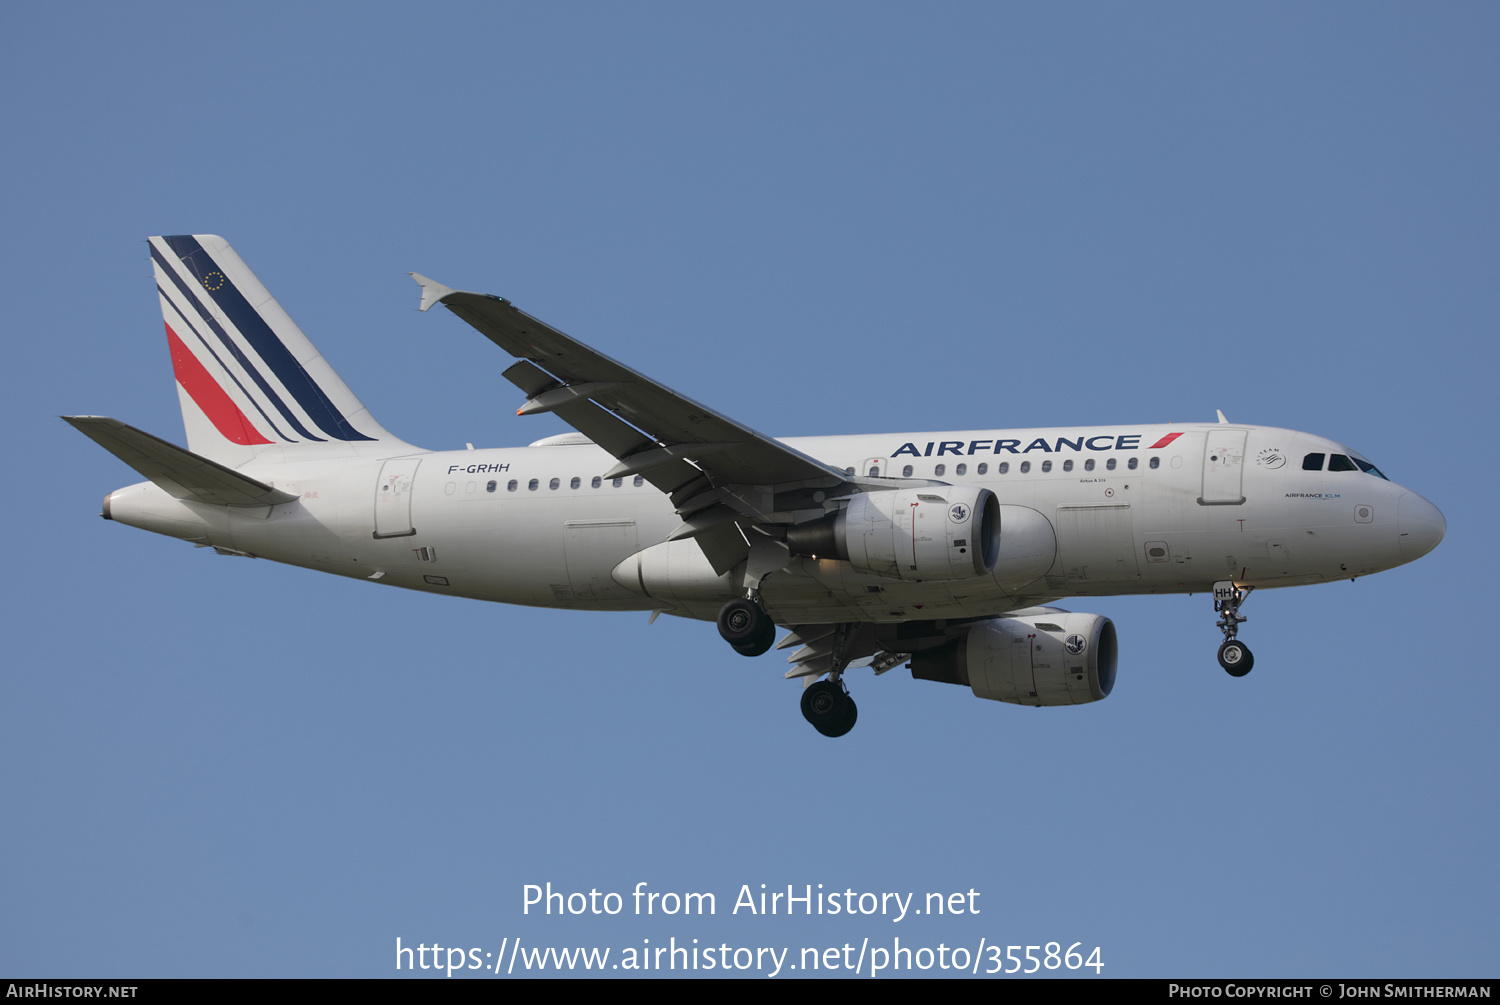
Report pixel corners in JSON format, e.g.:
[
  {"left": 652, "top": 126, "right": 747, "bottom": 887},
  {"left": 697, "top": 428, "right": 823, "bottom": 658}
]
[
  {"left": 717, "top": 537, "right": 786, "bottom": 658},
  {"left": 801, "top": 678, "right": 858, "bottom": 738},
  {"left": 716, "top": 596, "right": 863, "bottom": 738},
  {"left": 1213, "top": 580, "right": 1254, "bottom": 677},
  {"left": 717, "top": 595, "right": 775, "bottom": 657}
]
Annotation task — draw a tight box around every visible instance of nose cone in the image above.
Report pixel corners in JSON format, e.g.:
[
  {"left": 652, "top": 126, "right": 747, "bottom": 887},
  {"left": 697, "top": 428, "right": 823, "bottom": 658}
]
[{"left": 1398, "top": 492, "right": 1446, "bottom": 563}]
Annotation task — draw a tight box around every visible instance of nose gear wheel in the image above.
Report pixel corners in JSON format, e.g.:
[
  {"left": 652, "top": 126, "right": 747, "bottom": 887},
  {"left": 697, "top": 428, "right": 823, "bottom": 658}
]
[
  {"left": 1212, "top": 581, "right": 1255, "bottom": 677},
  {"left": 1217, "top": 639, "right": 1254, "bottom": 676}
]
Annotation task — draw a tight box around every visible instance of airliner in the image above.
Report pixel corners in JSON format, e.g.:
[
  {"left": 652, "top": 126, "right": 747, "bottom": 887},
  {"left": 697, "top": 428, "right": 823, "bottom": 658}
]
[{"left": 67, "top": 235, "right": 1447, "bottom": 736}]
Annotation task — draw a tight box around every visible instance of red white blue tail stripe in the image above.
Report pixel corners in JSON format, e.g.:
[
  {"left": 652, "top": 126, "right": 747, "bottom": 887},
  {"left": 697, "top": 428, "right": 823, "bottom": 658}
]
[{"left": 150, "top": 235, "right": 388, "bottom": 459}]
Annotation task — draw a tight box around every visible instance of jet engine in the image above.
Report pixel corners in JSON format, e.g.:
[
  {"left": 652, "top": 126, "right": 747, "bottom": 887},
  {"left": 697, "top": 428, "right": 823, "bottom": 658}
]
[
  {"left": 909, "top": 610, "right": 1117, "bottom": 706},
  {"left": 787, "top": 486, "right": 1000, "bottom": 582}
]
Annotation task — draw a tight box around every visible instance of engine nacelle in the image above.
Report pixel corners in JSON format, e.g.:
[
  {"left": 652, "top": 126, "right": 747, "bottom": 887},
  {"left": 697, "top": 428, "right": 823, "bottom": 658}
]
[
  {"left": 787, "top": 486, "right": 1000, "bottom": 582},
  {"left": 909, "top": 610, "right": 1117, "bottom": 706}
]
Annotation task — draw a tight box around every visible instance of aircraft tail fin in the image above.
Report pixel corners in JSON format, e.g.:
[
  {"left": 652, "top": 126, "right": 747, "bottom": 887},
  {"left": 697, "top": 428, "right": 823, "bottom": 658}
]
[{"left": 149, "top": 235, "right": 410, "bottom": 466}]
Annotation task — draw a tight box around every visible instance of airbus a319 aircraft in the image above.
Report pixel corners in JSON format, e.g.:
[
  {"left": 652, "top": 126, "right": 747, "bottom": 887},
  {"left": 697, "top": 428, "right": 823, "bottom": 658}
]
[{"left": 69, "top": 236, "right": 1447, "bottom": 736}]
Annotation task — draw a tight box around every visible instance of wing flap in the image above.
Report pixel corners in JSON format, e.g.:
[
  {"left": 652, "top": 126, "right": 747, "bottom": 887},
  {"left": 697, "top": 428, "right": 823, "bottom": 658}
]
[
  {"left": 503, "top": 360, "right": 704, "bottom": 494},
  {"left": 694, "top": 522, "right": 750, "bottom": 577},
  {"left": 501, "top": 359, "right": 560, "bottom": 397},
  {"left": 547, "top": 400, "right": 702, "bottom": 494}
]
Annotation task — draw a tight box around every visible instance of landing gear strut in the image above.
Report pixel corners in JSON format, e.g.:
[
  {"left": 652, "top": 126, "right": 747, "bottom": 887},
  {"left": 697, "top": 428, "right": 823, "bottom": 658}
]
[
  {"left": 716, "top": 537, "right": 861, "bottom": 735},
  {"left": 718, "top": 596, "right": 774, "bottom": 656},
  {"left": 1213, "top": 580, "right": 1254, "bottom": 677},
  {"left": 717, "top": 537, "right": 788, "bottom": 658},
  {"left": 801, "top": 678, "right": 858, "bottom": 737},
  {"left": 793, "top": 623, "right": 861, "bottom": 737}
]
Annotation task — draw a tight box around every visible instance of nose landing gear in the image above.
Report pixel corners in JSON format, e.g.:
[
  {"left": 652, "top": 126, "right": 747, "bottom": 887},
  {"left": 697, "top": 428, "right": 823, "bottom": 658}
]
[{"left": 1213, "top": 581, "right": 1254, "bottom": 677}]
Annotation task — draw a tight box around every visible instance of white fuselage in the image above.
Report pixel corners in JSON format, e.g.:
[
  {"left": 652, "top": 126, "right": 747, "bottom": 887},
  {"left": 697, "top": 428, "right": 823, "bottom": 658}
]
[{"left": 103, "top": 422, "right": 1443, "bottom": 625}]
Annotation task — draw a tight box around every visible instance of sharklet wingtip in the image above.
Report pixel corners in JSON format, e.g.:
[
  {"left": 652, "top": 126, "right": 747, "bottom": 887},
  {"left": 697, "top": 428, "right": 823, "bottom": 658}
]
[{"left": 410, "top": 272, "right": 456, "bottom": 312}]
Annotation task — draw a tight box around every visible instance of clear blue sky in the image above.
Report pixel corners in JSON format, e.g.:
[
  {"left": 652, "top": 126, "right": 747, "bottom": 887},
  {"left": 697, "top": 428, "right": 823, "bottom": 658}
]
[{"left": 2, "top": 2, "right": 1495, "bottom": 978}]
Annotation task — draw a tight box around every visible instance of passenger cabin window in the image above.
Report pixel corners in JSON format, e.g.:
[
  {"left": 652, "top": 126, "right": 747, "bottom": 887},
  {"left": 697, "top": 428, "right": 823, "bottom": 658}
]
[
  {"left": 486, "top": 480, "right": 497, "bottom": 493},
  {"left": 934, "top": 464, "right": 946, "bottom": 477},
  {"left": 1106, "top": 458, "right": 1116, "bottom": 471},
  {"left": 570, "top": 476, "right": 581, "bottom": 489},
  {"left": 1019, "top": 461, "right": 1031, "bottom": 473},
  {"left": 591, "top": 476, "right": 602, "bottom": 488},
  {"left": 977, "top": 463, "right": 988, "bottom": 475},
  {"left": 1328, "top": 454, "right": 1357, "bottom": 472},
  {"left": 1062, "top": 459, "right": 1073, "bottom": 472},
  {"left": 1303, "top": 453, "right": 1325, "bottom": 471},
  {"left": 633, "top": 476, "right": 645, "bottom": 487},
  {"left": 1149, "top": 457, "right": 1160, "bottom": 469},
  {"left": 507, "top": 480, "right": 518, "bottom": 492},
  {"left": 612, "top": 478, "right": 623, "bottom": 488},
  {"left": 998, "top": 462, "right": 1009, "bottom": 474},
  {"left": 1041, "top": 460, "right": 1052, "bottom": 472},
  {"left": 1084, "top": 458, "right": 1094, "bottom": 471},
  {"left": 549, "top": 478, "right": 560, "bottom": 490},
  {"left": 955, "top": 463, "right": 967, "bottom": 476},
  {"left": 1128, "top": 457, "right": 1138, "bottom": 470},
  {"left": 902, "top": 465, "right": 913, "bottom": 477},
  {"left": 528, "top": 479, "right": 539, "bottom": 491}
]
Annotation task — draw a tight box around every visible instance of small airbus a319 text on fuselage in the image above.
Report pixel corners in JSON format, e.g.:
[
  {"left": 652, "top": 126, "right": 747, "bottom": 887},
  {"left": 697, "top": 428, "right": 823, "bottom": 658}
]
[{"left": 68, "top": 236, "right": 1447, "bottom": 736}]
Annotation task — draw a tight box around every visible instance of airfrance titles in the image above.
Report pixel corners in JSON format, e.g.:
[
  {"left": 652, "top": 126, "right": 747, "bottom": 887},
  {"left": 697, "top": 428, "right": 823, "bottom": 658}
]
[{"left": 889, "top": 434, "right": 1163, "bottom": 458}]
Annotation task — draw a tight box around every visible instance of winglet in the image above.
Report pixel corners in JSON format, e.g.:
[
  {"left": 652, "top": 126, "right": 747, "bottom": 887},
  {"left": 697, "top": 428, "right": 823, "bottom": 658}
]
[
  {"left": 410, "top": 273, "right": 456, "bottom": 312},
  {"left": 1216, "top": 409, "right": 1230, "bottom": 424}
]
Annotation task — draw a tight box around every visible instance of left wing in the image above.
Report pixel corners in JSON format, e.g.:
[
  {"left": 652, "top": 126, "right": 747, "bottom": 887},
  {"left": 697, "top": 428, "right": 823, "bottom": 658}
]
[{"left": 411, "top": 275, "right": 855, "bottom": 572}]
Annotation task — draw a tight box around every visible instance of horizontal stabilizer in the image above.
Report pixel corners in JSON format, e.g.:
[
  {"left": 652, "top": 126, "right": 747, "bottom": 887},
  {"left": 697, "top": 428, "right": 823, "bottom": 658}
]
[{"left": 62, "top": 416, "right": 298, "bottom": 507}]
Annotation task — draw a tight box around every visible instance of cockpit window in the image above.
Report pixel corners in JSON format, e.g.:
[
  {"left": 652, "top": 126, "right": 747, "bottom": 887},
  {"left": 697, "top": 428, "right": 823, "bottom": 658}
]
[{"left": 1305, "top": 449, "right": 1388, "bottom": 479}]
